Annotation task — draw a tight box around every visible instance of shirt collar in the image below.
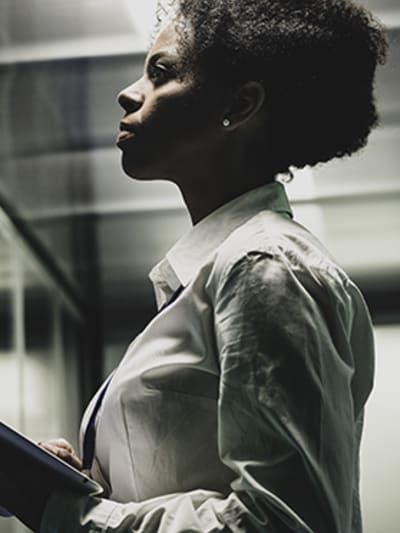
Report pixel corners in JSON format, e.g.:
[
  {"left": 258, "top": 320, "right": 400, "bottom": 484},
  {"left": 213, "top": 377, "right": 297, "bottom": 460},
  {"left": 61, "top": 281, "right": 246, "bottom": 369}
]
[{"left": 149, "top": 181, "right": 292, "bottom": 308}]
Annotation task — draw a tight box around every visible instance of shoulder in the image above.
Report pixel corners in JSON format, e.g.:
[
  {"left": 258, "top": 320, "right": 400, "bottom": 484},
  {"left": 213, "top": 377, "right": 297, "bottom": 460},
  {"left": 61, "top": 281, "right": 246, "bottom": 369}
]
[
  {"left": 208, "top": 210, "right": 341, "bottom": 285},
  {"left": 205, "top": 209, "right": 358, "bottom": 316}
]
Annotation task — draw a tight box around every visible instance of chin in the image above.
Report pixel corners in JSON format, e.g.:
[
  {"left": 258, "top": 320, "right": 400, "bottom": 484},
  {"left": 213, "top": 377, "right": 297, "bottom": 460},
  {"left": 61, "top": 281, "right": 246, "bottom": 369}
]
[
  {"left": 121, "top": 156, "right": 151, "bottom": 181},
  {"left": 121, "top": 153, "right": 171, "bottom": 182}
]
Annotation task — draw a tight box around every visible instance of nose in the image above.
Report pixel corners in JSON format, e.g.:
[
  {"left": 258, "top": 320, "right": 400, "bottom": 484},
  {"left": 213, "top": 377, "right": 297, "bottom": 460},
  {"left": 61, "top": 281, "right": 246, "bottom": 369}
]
[{"left": 117, "top": 81, "right": 144, "bottom": 114}]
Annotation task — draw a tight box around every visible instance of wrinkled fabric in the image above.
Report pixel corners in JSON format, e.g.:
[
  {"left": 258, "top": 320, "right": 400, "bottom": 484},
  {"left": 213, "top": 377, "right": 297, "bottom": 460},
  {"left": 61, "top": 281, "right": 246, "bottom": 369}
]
[{"left": 41, "top": 182, "right": 374, "bottom": 532}]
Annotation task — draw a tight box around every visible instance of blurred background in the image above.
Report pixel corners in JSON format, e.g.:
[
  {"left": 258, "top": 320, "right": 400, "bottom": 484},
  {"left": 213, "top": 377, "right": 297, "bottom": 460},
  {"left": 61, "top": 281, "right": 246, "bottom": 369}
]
[{"left": 0, "top": 0, "right": 399, "bottom": 531}]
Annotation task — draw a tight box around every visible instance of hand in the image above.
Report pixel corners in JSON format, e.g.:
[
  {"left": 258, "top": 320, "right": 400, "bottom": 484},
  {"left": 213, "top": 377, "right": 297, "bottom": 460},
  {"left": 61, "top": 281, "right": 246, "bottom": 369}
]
[{"left": 38, "top": 439, "right": 82, "bottom": 471}]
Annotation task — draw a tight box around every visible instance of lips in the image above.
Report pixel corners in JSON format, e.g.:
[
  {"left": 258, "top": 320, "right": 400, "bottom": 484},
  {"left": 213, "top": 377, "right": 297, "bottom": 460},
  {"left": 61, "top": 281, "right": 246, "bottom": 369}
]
[
  {"left": 116, "top": 122, "right": 136, "bottom": 146},
  {"left": 116, "top": 130, "right": 135, "bottom": 144}
]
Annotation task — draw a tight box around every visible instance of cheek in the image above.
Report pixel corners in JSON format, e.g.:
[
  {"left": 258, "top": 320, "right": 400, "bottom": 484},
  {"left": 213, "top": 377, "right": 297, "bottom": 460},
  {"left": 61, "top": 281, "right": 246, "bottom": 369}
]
[
  {"left": 145, "top": 88, "right": 217, "bottom": 142},
  {"left": 146, "top": 101, "right": 198, "bottom": 141}
]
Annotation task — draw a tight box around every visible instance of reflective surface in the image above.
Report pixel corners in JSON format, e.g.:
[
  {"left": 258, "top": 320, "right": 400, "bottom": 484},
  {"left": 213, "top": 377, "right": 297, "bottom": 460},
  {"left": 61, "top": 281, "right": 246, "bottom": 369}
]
[
  {"left": 0, "top": 212, "right": 84, "bottom": 533},
  {"left": 0, "top": 211, "right": 83, "bottom": 438}
]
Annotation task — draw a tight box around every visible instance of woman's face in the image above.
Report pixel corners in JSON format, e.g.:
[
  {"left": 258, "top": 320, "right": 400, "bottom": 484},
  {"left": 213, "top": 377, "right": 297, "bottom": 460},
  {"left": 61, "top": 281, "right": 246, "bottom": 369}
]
[{"left": 117, "top": 22, "right": 225, "bottom": 182}]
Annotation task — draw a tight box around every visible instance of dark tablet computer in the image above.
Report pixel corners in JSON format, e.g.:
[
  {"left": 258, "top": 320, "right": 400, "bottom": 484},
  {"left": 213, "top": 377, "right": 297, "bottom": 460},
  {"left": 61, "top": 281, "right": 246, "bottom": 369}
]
[{"left": 0, "top": 421, "right": 103, "bottom": 516}]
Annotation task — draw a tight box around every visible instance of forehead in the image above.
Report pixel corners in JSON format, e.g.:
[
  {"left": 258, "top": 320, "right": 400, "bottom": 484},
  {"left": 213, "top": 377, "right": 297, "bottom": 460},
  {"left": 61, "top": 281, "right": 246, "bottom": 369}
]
[{"left": 149, "top": 22, "right": 180, "bottom": 57}]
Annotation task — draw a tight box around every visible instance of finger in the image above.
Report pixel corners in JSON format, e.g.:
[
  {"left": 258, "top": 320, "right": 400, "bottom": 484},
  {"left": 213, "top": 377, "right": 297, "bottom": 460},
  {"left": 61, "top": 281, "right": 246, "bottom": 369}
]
[
  {"left": 39, "top": 442, "right": 61, "bottom": 455},
  {"left": 43, "top": 439, "right": 75, "bottom": 453},
  {"left": 38, "top": 443, "right": 83, "bottom": 470},
  {"left": 54, "top": 448, "right": 83, "bottom": 470},
  {"left": 39, "top": 439, "right": 79, "bottom": 459},
  {"left": 56, "top": 449, "right": 83, "bottom": 470}
]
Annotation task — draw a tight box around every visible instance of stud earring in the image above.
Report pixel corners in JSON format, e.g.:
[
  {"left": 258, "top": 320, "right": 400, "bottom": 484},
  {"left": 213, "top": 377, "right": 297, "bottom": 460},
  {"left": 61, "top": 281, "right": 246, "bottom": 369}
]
[{"left": 222, "top": 118, "right": 231, "bottom": 127}]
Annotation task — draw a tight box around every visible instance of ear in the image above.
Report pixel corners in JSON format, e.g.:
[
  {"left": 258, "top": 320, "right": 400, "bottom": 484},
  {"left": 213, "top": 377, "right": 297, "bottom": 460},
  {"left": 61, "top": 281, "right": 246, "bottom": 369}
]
[{"left": 222, "top": 81, "right": 266, "bottom": 130}]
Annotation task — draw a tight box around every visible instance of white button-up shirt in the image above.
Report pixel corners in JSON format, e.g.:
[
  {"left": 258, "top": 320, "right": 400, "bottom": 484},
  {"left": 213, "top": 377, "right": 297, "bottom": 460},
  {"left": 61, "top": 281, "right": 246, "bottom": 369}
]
[{"left": 42, "top": 182, "right": 374, "bottom": 533}]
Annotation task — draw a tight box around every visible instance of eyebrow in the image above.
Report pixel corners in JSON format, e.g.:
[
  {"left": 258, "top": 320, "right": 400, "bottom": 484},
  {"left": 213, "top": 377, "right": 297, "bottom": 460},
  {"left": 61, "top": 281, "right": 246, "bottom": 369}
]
[{"left": 147, "top": 50, "right": 177, "bottom": 65}]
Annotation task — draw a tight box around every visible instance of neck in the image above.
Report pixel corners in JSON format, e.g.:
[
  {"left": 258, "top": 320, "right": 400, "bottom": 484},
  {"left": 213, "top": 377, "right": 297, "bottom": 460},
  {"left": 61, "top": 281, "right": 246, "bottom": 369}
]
[
  {"left": 169, "top": 129, "right": 276, "bottom": 224},
  {"left": 177, "top": 165, "right": 274, "bottom": 225}
]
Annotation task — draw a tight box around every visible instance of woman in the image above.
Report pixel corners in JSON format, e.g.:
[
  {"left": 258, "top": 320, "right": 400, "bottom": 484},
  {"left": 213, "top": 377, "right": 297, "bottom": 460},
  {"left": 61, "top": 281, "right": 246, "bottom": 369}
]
[{"left": 0, "top": 0, "right": 387, "bottom": 531}]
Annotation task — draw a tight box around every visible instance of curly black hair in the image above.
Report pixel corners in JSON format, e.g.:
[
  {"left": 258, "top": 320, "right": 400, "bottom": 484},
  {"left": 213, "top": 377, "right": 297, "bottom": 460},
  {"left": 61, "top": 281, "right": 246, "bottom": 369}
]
[{"left": 173, "top": 0, "right": 388, "bottom": 173}]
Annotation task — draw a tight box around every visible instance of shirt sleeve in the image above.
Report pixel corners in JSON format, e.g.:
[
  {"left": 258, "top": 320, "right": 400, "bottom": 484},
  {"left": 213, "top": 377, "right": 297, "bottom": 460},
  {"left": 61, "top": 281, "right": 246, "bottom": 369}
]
[
  {"left": 41, "top": 250, "right": 360, "bottom": 533},
  {"left": 212, "top": 250, "right": 359, "bottom": 533}
]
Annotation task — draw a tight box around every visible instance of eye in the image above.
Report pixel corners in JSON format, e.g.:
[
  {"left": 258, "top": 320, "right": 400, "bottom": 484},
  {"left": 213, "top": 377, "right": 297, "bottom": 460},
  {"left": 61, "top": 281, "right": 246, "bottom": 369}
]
[{"left": 147, "top": 62, "right": 174, "bottom": 85}]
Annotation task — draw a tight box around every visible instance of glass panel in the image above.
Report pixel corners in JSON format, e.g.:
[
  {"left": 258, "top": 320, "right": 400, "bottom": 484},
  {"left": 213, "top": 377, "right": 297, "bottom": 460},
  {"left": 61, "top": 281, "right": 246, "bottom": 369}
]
[{"left": 0, "top": 211, "right": 85, "bottom": 533}]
